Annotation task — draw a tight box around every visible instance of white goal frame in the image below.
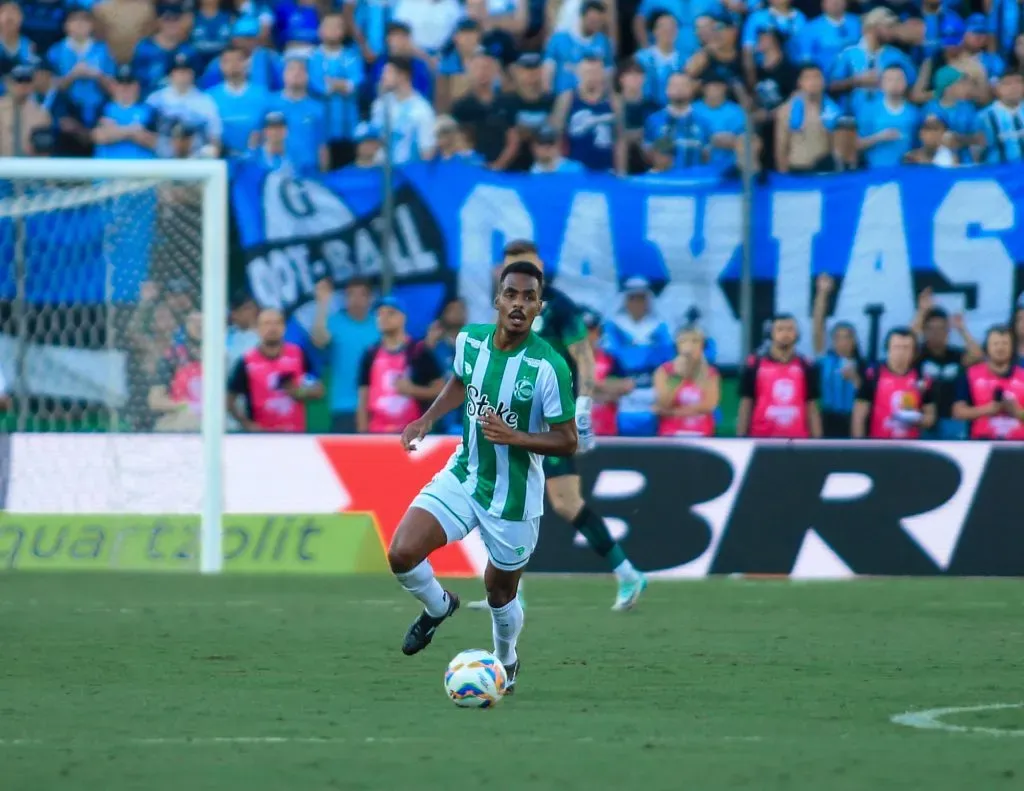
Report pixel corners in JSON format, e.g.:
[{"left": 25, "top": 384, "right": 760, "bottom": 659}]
[{"left": 0, "top": 157, "right": 229, "bottom": 574}]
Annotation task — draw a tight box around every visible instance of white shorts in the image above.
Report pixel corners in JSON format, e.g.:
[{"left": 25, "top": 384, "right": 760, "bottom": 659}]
[{"left": 410, "top": 469, "right": 539, "bottom": 571}]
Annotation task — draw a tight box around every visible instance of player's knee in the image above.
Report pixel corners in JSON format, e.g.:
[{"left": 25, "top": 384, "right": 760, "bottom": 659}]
[
  {"left": 387, "top": 541, "right": 418, "bottom": 575},
  {"left": 485, "top": 575, "right": 518, "bottom": 608},
  {"left": 551, "top": 492, "right": 584, "bottom": 521}
]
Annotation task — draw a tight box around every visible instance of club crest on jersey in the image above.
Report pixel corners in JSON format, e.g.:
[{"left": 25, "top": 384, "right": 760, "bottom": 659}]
[
  {"left": 466, "top": 384, "right": 519, "bottom": 428},
  {"left": 513, "top": 379, "right": 535, "bottom": 400}
]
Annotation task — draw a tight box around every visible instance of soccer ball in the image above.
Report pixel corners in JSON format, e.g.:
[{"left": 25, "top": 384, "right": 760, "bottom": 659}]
[{"left": 444, "top": 649, "right": 507, "bottom": 708}]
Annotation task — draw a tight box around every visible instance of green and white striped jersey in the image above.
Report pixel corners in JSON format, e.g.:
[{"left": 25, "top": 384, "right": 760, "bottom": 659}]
[{"left": 447, "top": 324, "right": 576, "bottom": 521}]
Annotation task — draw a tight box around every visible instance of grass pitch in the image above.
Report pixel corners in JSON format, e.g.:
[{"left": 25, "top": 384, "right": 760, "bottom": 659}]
[{"left": 1, "top": 573, "right": 1022, "bottom": 791}]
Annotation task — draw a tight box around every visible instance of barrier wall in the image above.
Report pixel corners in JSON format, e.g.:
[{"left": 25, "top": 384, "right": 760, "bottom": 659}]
[{"left": 1, "top": 435, "right": 1021, "bottom": 576}]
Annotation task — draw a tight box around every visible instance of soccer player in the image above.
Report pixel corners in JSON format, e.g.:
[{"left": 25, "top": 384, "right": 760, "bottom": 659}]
[
  {"left": 470, "top": 240, "right": 647, "bottom": 612},
  {"left": 389, "top": 260, "right": 578, "bottom": 692}
]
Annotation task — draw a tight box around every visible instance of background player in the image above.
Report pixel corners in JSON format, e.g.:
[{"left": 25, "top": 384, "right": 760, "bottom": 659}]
[
  {"left": 470, "top": 240, "right": 646, "bottom": 612},
  {"left": 388, "top": 261, "right": 578, "bottom": 693}
]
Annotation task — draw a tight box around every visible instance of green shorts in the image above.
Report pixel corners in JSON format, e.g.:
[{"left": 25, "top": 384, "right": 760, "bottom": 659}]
[{"left": 542, "top": 454, "right": 577, "bottom": 479}]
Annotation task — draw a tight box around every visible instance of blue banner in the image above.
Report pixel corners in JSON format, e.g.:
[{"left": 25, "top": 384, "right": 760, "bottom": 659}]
[{"left": 232, "top": 162, "right": 1024, "bottom": 366}]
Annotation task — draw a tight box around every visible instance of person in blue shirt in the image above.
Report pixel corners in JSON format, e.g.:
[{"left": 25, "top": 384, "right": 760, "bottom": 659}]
[
  {"left": 272, "top": 54, "right": 328, "bottom": 176},
  {"left": 544, "top": 0, "right": 615, "bottom": 95},
  {"left": 309, "top": 11, "right": 363, "bottom": 170},
  {"left": 352, "top": 120, "right": 383, "bottom": 167},
  {"left": 191, "top": 0, "right": 234, "bottom": 73},
  {"left": 694, "top": 74, "right": 746, "bottom": 169},
  {"left": 363, "top": 21, "right": 433, "bottom": 104},
  {"left": 989, "top": 0, "right": 1022, "bottom": 60},
  {"left": 634, "top": 11, "right": 687, "bottom": 106},
  {"left": 343, "top": 0, "right": 392, "bottom": 65},
  {"left": 132, "top": 4, "right": 196, "bottom": 96},
  {"left": 633, "top": 0, "right": 718, "bottom": 57},
  {"left": 552, "top": 53, "right": 622, "bottom": 172},
  {"left": 856, "top": 64, "right": 921, "bottom": 168},
  {"left": 92, "top": 65, "right": 158, "bottom": 159},
  {"left": 200, "top": 16, "right": 283, "bottom": 91},
  {"left": 529, "top": 123, "right": 586, "bottom": 172},
  {"left": 798, "top": 0, "right": 860, "bottom": 77},
  {"left": 245, "top": 109, "right": 299, "bottom": 172},
  {"left": 741, "top": 0, "right": 807, "bottom": 88},
  {"left": 206, "top": 45, "right": 272, "bottom": 157},
  {"left": 46, "top": 6, "right": 113, "bottom": 129},
  {"left": 436, "top": 19, "right": 481, "bottom": 113},
  {"left": 0, "top": 2, "right": 35, "bottom": 81},
  {"left": 922, "top": 65, "right": 983, "bottom": 161},
  {"left": 978, "top": 71, "right": 1024, "bottom": 164},
  {"left": 644, "top": 71, "right": 710, "bottom": 168},
  {"left": 961, "top": 15, "right": 1005, "bottom": 86},
  {"left": 310, "top": 276, "right": 381, "bottom": 434},
  {"left": 811, "top": 273, "right": 864, "bottom": 438}
]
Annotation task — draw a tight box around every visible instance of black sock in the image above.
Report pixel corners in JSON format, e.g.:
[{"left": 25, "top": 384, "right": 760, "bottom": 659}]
[{"left": 571, "top": 505, "right": 616, "bottom": 558}]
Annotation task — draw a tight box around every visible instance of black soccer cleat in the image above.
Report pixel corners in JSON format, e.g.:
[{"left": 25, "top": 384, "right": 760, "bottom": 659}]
[
  {"left": 502, "top": 660, "right": 520, "bottom": 695},
  {"left": 401, "top": 591, "right": 460, "bottom": 656}
]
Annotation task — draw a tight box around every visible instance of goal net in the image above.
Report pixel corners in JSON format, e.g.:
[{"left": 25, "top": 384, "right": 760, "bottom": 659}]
[{"left": 0, "top": 159, "right": 227, "bottom": 572}]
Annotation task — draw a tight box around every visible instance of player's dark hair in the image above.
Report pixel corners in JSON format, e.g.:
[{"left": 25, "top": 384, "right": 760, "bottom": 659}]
[
  {"left": 502, "top": 239, "right": 539, "bottom": 259},
  {"left": 387, "top": 54, "right": 414, "bottom": 78},
  {"left": 499, "top": 261, "right": 544, "bottom": 293},
  {"left": 923, "top": 306, "right": 949, "bottom": 324}
]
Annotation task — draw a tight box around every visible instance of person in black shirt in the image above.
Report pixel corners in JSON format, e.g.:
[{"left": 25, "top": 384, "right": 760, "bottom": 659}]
[
  {"left": 753, "top": 29, "right": 799, "bottom": 171},
  {"left": 451, "top": 47, "right": 516, "bottom": 169},
  {"left": 911, "top": 289, "right": 983, "bottom": 439},
  {"left": 501, "top": 52, "right": 555, "bottom": 172},
  {"left": 619, "top": 58, "right": 660, "bottom": 174}
]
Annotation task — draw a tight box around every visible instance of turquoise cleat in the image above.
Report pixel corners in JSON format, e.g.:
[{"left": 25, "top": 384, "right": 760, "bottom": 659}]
[{"left": 611, "top": 574, "right": 647, "bottom": 612}]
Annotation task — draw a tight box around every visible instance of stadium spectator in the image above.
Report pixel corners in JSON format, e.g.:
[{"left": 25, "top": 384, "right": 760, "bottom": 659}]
[
  {"left": 499, "top": 52, "right": 555, "bottom": 171},
  {"left": 435, "top": 19, "right": 482, "bottom": 113},
  {"left": 352, "top": 121, "right": 382, "bottom": 167},
  {"left": 686, "top": 14, "right": 742, "bottom": 88},
  {"left": 812, "top": 274, "right": 864, "bottom": 438},
  {"left": 852, "top": 328, "right": 935, "bottom": 439},
  {"left": 273, "top": 55, "right": 328, "bottom": 175},
  {"left": 93, "top": 65, "right": 157, "bottom": 159},
  {"left": 694, "top": 73, "right": 749, "bottom": 171},
  {"left": 552, "top": 52, "right": 622, "bottom": 171},
  {"left": 206, "top": 45, "right": 272, "bottom": 158},
  {"left": 644, "top": 71, "right": 708, "bottom": 169},
  {"left": 309, "top": 12, "right": 364, "bottom": 170},
  {"left": 451, "top": 48, "right": 516, "bottom": 167},
  {"left": 0, "top": 62, "right": 51, "bottom": 156},
  {"left": 737, "top": 314, "right": 823, "bottom": 439},
  {"left": 275, "top": 0, "right": 321, "bottom": 54},
  {"left": 911, "top": 288, "right": 983, "bottom": 440},
  {"left": 635, "top": 11, "right": 686, "bottom": 107},
  {"left": 227, "top": 289, "right": 260, "bottom": 373},
  {"left": 200, "top": 17, "right": 283, "bottom": 91},
  {"left": 918, "top": 0, "right": 961, "bottom": 63},
  {"left": 903, "top": 113, "right": 957, "bottom": 165},
  {"left": 423, "top": 296, "right": 467, "bottom": 435},
  {"left": 978, "top": 71, "right": 1024, "bottom": 164},
  {"left": 247, "top": 110, "right": 296, "bottom": 171},
  {"left": 753, "top": 28, "right": 799, "bottom": 171},
  {"left": 356, "top": 296, "right": 443, "bottom": 434},
  {"left": 17, "top": 0, "right": 67, "bottom": 58},
  {"left": 653, "top": 326, "right": 720, "bottom": 437},
  {"left": 644, "top": 134, "right": 677, "bottom": 171},
  {"left": 434, "top": 114, "right": 482, "bottom": 163},
  {"left": 582, "top": 310, "right": 630, "bottom": 436},
  {"left": 28, "top": 58, "right": 88, "bottom": 158},
  {"left": 132, "top": 3, "right": 197, "bottom": 96},
  {"left": 149, "top": 308, "right": 203, "bottom": 432},
  {"left": 364, "top": 22, "right": 433, "bottom": 104},
  {"left": 392, "top": 0, "right": 464, "bottom": 55},
  {"left": 371, "top": 55, "right": 436, "bottom": 165},
  {"left": 953, "top": 325, "right": 1024, "bottom": 440},
  {"left": 191, "top": 0, "right": 233, "bottom": 73},
  {"left": 921, "top": 67, "right": 983, "bottom": 163},
  {"left": 632, "top": 0, "right": 702, "bottom": 56},
  {"left": 545, "top": 0, "right": 614, "bottom": 95},
  {"left": 0, "top": 2, "right": 34, "bottom": 80},
  {"left": 602, "top": 277, "right": 674, "bottom": 436},
  {"left": 311, "top": 277, "right": 380, "bottom": 434},
  {"left": 741, "top": 0, "right": 807, "bottom": 89},
  {"left": 856, "top": 65, "right": 920, "bottom": 168},
  {"left": 798, "top": 0, "right": 860, "bottom": 78},
  {"left": 148, "top": 51, "right": 222, "bottom": 158},
  {"left": 227, "top": 308, "right": 323, "bottom": 433},
  {"left": 912, "top": 16, "right": 991, "bottom": 107},
  {"left": 1016, "top": 302, "right": 1024, "bottom": 366},
  {"left": 45, "top": 6, "right": 113, "bottom": 131},
  {"left": 961, "top": 16, "right": 1004, "bottom": 85},
  {"left": 530, "top": 122, "right": 583, "bottom": 172}
]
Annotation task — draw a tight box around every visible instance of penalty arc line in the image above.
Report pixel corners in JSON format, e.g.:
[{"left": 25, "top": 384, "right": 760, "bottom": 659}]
[{"left": 891, "top": 703, "right": 1024, "bottom": 736}]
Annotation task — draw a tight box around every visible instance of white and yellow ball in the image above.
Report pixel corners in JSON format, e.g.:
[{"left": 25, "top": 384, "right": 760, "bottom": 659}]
[{"left": 443, "top": 649, "right": 507, "bottom": 708}]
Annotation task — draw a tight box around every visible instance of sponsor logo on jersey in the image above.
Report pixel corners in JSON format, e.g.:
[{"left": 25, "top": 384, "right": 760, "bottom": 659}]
[{"left": 466, "top": 384, "right": 519, "bottom": 429}]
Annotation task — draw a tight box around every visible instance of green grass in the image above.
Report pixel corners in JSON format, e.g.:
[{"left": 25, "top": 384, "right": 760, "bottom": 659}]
[{"left": 2, "top": 574, "right": 1023, "bottom": 791}]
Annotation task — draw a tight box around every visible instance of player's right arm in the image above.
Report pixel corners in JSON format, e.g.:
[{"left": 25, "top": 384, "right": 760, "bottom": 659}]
[{"left": 401, "top": 376, "right": 466, "bottom": 451}]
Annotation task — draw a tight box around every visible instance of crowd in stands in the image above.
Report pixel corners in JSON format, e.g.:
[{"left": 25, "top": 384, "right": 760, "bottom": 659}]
[{"left": 0, "top": 0, "right": 1021, "bottom": 171}]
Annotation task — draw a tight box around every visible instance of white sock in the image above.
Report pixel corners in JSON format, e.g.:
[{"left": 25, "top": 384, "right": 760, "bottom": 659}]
[
  {"left": 614, "top": 558, "right": 640, "bottom": 583},
  {"left": 395, "top": 560, "right": 449, "bottom": 618},
  {"left": 489, "top": 597, "right": 524, "bottom": 666}
]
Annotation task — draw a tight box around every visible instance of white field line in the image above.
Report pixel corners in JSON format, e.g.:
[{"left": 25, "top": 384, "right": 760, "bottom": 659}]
[{"left": 891, "top": 703, "right": 1024, "bottom": 736}]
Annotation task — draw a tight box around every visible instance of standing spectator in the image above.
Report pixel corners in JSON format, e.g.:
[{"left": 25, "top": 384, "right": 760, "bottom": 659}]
[
  {"left": 452, "top": 48, "right": 516, "bottom": 168},
  {"left": 903, "top": 114, "right": 958, "bottom": 165},
  {"left": 148, "top": 309, "right": 203, "bottom": 433},
  {"left": 957, "top": 16, "right": 1005, "bottom": 98},
  {"left": 852, "top": 328, "right": 935, "bottom": 439},
  {"left": 812, "top": 274, "right": 863, "bottom": 438},
  {"left": 644, "top": 71, "right": 709, "bottom": 169},
  {"left": 500, "top": 52, "right": 555, "bottom": 171},
  {"left": 132, "top": 4, "right": 197, "bottom": 96},
  {"left": 694, "top": 74, "right": 749, "bottom": 171},
  {"left": 247, "top": 110, "right": 298, "bottom": 171},
  {"left": 978, "top": 71, "right": 1024, "bottom": 164},
  {"left": 583, "top": 311, "right": 632, "bottom": 436},
  {"left": 953, "top": 325, "right": 1024, "bottom": 441},
  {"left": 619, "top": 58, "right": 660, "bottom": 173},
  {"left": 200, "top": 17, "right": 284, "bottom": 91},
  {"left": 309, "top": 12, "right": 364, "bottom": 170},
  {"left": 227, "top": 308, "right": 324, "bottom": 433},
  {"left": 93, "top": 65, "right": 158, "bottom": 159},
  {"left": 653, "top": 326, "right": 720, "bottom": 437},
  {"left": 635, "top": 11, "right": 686, "bottom": 106},
  {"left": 798, "top": 0, "right": 860, "bottom": 78},
  {"left": 991, "top": 0, "right": 1024, "bottom": 61},
  {"left": 356, "top": 297, "right": 444, "bottom": 434},
  {"left": 147, "top": 52, "right": 222, "bottom": 158},
  {"left": 352, "top": 121, "right": 382, "bottom": 167},
  {"left": 602, "top": 277, "right": 674, "bottom": 436},
  {"left": 856, "top": 65, "right": 920, "bottom": 168},
  {"left": 922, "top": 67, "right": 983, "bottom": 163},
  {"left": 226, "top": 289, "right": 260, "bottom": 374},
  {"left": 754, "top": 29, "right": 799, "bottom": 171},
  {"left": 911, "top": 289, "right": 983, "bottom": 440},
  {"left": 741, "top": 0, "right": 807, "bottom": 90},
  {"left": 0, "top": 2, "right": 34, "bottom": 80},
  {"left": 274, "top": 0, "right": 321, "bottom": 53},
  {"left": 0, "top": 62, "right": 51, "bottom": 156},
  {"left": 530, "top": 123, "right": 585, "bottom": 171},
  {"left": 344, "top": 0, "right": 389, "bottom": 65},
  {"left": 371, "top": 55, "right": 437, "bottom": 165},
  {"left": 17, "top": 0, "right": 67, "bottom": 57},
  {"left": 644, "top": 134, "right": 678, "bottom": 172},
  {"left": 45, "top": 6, "right": 114, "bottom": 130},
  {"left": 423, "top": 296, "right": 467, "bottom": 435},
  {"left": 435, "top": 19, "right": 483, "bottom": 113},
  {"left": 912, "top": 16, "right": 992, "bottom": 107},
  {"left": 552, "top": 53, "right": 623, "bottom": 172},
  {"left": 311, "top": 277, "right": 380, "bottom": 434},
  {"left": 393, "top": 0, "right": 464, "bottom": 56},
  {"left": 272, "top": 55, "right": 328, "bottom": 175},
  {"left": 686, "top": 14, "right": 743, "bottom": 88},
  {"left": 191, "top": 0, "right": 234, "bottom": 73},
  {"left": 1016, "top": 301, "right": 1024, "bottom": 367},
  {"left": 206, "top": 45, "right": 272, "bottom": 158},
  {"left": 434, "top": 114, "right": 483, "bottom": 163},
  {"left": 737, "top": 314, "right": 823, "bottom": 439},
  {"left": 632, "top": 0, "right": 709, "bottom": 55},
  {"left": 774, "top": 63, "right": 840, "bottom": 173},
  {"left": 364, "top": 22, "right": 433, "bottom": 103},
  {"left": 544, "top": 0, "right": 615, "bottom": 95},
  {"left": 918, "top": 0, "right": 962, "bottom": 63}
]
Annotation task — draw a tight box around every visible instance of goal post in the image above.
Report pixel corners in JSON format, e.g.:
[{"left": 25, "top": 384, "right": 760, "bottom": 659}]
[{"left": 0, "top": 157, "right": 229, "bottom": 574}]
